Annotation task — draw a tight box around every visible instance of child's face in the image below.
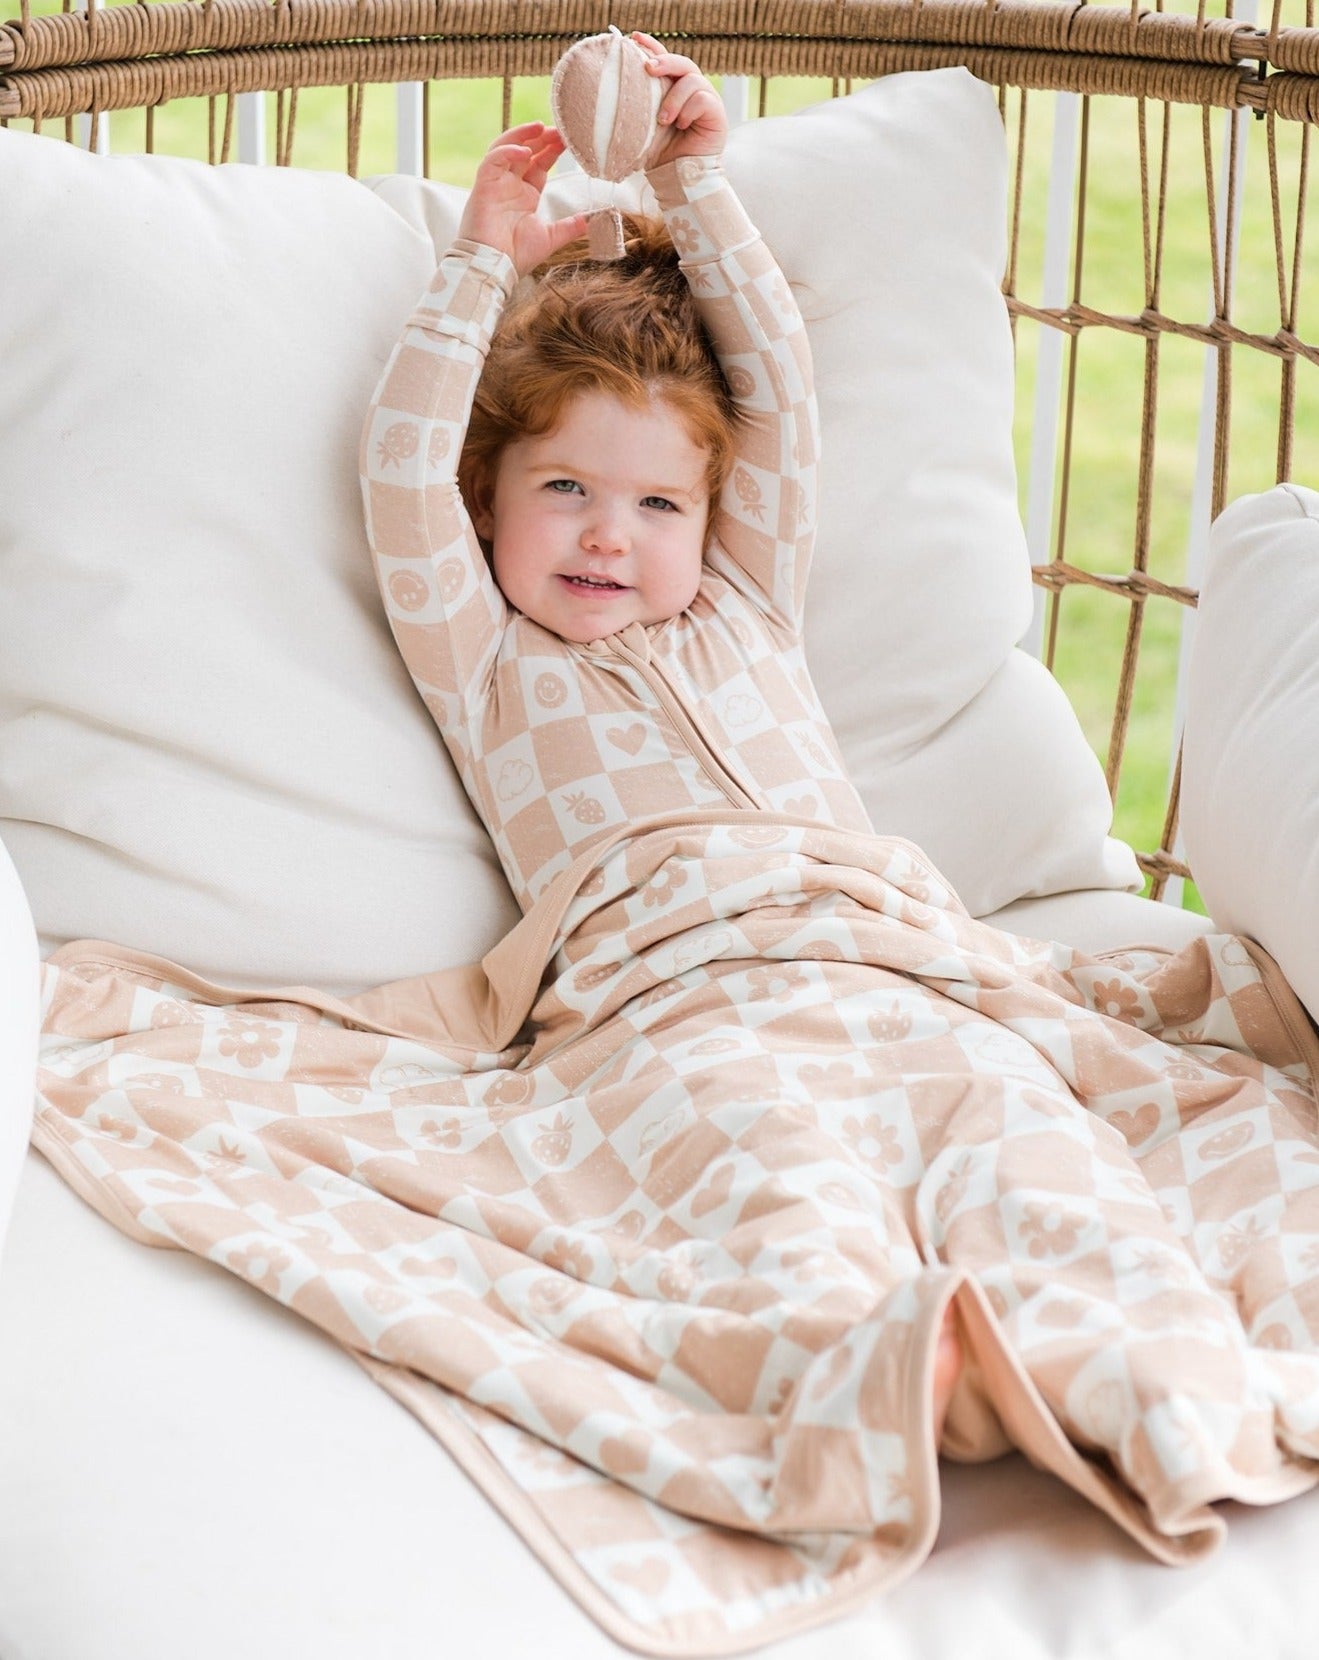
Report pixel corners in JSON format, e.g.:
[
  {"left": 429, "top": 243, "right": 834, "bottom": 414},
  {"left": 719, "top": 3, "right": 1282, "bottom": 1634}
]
[{"left": 475, "top": 390, "right": 710, "bottom": 642}]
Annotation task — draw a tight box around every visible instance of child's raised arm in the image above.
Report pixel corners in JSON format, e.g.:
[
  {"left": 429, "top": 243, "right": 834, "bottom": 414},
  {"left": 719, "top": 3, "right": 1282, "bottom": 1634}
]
[
  {"left": 638, "top": 38, "right": 818, "bottom": 635},
  {"left": 459, "top": 124, "right": 590, "bottom": 276},
  {"left": 361, "top": 127, "right": 586, "bottom": 768}
]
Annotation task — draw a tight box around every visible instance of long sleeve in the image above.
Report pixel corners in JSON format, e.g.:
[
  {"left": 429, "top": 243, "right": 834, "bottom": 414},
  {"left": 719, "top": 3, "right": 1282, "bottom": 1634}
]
[
  {"left": 648, "top": 155, "right": 819, "bottom": 633},
  {"left": 360, "top": 240, "right": 516, "bottom": 787}
]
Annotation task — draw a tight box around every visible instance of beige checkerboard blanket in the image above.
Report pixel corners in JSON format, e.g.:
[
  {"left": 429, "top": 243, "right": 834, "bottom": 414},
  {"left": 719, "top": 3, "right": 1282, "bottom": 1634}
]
[{"left": 34, "top": 814, "right": 1319, "bottom": 1655}]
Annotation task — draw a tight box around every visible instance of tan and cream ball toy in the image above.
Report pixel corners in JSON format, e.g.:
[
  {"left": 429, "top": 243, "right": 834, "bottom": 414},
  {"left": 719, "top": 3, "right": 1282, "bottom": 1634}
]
[{"left": 550, "top": 26, "right": 665, "bottom": 259}]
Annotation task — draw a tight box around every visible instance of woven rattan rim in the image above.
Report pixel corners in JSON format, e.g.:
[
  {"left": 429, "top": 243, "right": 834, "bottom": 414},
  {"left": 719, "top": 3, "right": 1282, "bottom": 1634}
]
[{"left": 1, "top": 0, "right": 1315, "bottom": 120}]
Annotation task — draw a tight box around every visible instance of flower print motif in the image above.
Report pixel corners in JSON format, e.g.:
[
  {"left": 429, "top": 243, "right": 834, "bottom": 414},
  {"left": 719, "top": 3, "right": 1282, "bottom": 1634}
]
[
  {"left": 747, "top": 964, "right": 808, "bottom": 1004},
  {"left": 642, "top": 864, "right": 688, "bottom": 909},
  {"left": 437, "top": 558, "right": 465, "bottom": 602},
  {"left": 217, "top": 1017, "right": 280, "bottom": 1069},
  {"left": 613, "top": 1209, "right": 646, "bottom": 1242},
  {"left": 841, "top": 1114, "right": 904, "bottom": 1171},
  {"left": 767, "top": 1376, "right": 795, "bottom": 1415},
  {"left": 421, "top": 1117, "right": 463, "bottom": 1149},
  {"left": 227, "top": 1241, "right": 292, "bottom": 1295},
  {"left": 149, "top": 999, "right": 195, "bottom": 1029},
  {"left": 531, "top": 1112, "right": 574, "bottom": 1167},
  {"left": 1017, "top": 1202, "right": 1085, "bottom": 1259},
  {"left": 496, "top": 759, "right": 535, "bottom": 801},
  {"left": 533, "top": 673, "right": 568, "bottom": 709},
  {"left": 667, "top": 212, "right": 701, "bottom": 255},
  {"left": 542, "top": 1235, "right": 593, "bottom": 1280},
  {"left": 327, "top": 1085, "right": 365, "bottom": 1105},
  {"left": 867, "top": 1001, "right": 912, "bottom": 1043},
  {"left": 1090, "top": 978, "right": 1145, "bottom": 1024},
  {"left": 579, "top": 868, "right": 607, "bottom": 897},
  {"left": 728, "top": 616, "right": 755, "bottom": 649},
  {"left": 388, "top": 570, "right": 429, "bottom": 613},
  {"left": 1218, "top": 1215, "right": 1268, "bottom": 1271},
  {"left": 1256, "top": 1323, "right": 1293, "bottom": 1351},
  {"left": 427, "top": 426, "right": 451, "bottom": 467},
  {"left": 724, "top": 692, "right": 764, "bottom": 727},
  {"left": 376, "top": 420, "right": 418, "bottom": 468},
  {"left": 732, "top": 465, "right": 765, "bottom": 521},
  {"left": 725, "top": 365, "right": 756, "bottom": 400}
]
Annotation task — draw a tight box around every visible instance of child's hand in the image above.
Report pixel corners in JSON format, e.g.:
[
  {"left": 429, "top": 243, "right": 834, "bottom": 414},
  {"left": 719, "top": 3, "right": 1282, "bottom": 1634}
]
[
  {"left": 633, "top": 34, "right": 727, "bottom": 169},
  {"left": 458, "top": 123, "right": 588, "bottom": 276}
]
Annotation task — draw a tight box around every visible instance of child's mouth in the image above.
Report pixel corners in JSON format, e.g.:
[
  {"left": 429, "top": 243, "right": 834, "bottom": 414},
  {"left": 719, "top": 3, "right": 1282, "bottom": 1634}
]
[{"left": 563, "top": 575, "right": 625, "bottom": 592}]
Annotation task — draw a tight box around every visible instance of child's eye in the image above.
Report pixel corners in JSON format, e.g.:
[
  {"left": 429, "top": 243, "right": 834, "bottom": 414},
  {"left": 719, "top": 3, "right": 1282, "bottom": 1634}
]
[
  {"left": 545, "top": 478, "right": 583, "bottom": 495},
  {"left": 641, "top": 495, "right": 678, "bottom": 512}
]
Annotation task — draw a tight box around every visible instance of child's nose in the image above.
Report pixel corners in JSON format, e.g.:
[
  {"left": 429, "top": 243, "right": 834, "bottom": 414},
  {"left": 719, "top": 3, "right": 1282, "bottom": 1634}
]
[{"left": 581, "top": 512, "right": 628, "bottom": 555}]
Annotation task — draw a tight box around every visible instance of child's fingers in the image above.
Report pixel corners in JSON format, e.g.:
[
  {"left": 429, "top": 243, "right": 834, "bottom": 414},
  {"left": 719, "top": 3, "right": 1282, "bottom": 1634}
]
[
  {"left": 544, "top": 210, "right": 591, "bottom": 257},
  {"left": 657, "top": 73, "right": 721, "bottom": 132},
  {"left": 490, "top": 120, "right": 550, "bottom": 148}
]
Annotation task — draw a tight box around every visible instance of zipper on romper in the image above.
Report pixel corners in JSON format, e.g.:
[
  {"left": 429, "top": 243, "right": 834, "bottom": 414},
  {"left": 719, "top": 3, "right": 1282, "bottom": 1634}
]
[{"left": 602, "top": 624, "right": 761, "bottom": 811}]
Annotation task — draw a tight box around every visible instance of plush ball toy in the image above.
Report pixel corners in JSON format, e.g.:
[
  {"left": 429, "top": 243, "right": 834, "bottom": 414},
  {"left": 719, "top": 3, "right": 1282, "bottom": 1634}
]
[{"left": 550, "top": 26, "right": 664, "bottom": 259}]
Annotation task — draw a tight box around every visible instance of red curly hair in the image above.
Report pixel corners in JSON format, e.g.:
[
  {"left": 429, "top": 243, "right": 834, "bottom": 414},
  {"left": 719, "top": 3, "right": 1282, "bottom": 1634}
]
[{"left": 459, "top": 215, "right": 739, "bottom": 540}]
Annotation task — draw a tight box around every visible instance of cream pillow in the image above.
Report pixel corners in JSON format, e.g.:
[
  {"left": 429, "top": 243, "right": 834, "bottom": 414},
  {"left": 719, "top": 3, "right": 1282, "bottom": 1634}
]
[
  {"left": 0, "top": 834, "right": 38, "bottom": 1265},
  {"left": 1182, "top": 483, "right": 1319, "bottom": 1023},
  {"left": 0, "top": 68, "right": 1135, "bottom": 993}
]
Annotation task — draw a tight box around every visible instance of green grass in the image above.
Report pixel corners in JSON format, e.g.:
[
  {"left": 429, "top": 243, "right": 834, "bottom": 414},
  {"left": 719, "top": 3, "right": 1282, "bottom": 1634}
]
[{"left": 13, "top": 2, "right": 1319, "bottom": 908}]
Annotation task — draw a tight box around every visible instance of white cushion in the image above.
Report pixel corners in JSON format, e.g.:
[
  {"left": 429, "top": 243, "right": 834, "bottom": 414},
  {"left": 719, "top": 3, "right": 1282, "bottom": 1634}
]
[
  {"left": 0, "top": 836, "right": 37, "bottom": 1266},
  {"left": 1182, "top": 482, "right": 1319, "bottom": 1022},
  {"left": 0, "top": 68, "right": 1136, "bottom": 993}
]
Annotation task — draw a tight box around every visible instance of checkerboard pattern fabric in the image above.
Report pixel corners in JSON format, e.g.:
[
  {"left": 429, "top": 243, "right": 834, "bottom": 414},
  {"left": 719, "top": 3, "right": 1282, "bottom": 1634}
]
[
  {"left": 32, "top": 814, "right": 1319, "bottom": 1654},
  {"left": 360, "top": 156, "right": 871, "bottom": 910}
]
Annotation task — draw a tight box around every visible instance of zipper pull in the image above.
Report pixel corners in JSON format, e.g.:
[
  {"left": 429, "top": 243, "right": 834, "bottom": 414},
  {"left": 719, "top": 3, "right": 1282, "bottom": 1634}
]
[{"left": 617, "top": 621, "right": 652, "bottom": 664}]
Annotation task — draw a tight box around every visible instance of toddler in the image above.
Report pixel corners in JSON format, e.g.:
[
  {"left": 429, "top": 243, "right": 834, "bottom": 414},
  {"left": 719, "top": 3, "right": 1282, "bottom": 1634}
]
[
  {"left": 361, "top": 37, "right": 960, "bottom": 1433},
  {"left": 361, "top": 36, "right": 873, "bottom": 915}
]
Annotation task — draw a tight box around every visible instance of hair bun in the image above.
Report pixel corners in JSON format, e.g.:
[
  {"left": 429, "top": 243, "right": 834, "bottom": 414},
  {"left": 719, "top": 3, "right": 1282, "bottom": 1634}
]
[{"left": 550, "top": 27, "right": 663, "bottom": 182}]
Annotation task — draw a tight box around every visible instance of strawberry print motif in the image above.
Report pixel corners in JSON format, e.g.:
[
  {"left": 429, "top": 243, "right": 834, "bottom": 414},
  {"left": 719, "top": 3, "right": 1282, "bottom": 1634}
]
[
  {"left": 531, "top": 1112, "right": 574, "bottom": 1166},
  {"left": 376, "top": 420, "right": 419, "bottom": 468},
  {"left": 564, "top": 792, "right": 606, "bottom": 825},
  {"left": 732, "top": 465, "right": 766, "bottom": 520}
]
